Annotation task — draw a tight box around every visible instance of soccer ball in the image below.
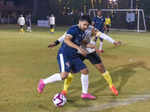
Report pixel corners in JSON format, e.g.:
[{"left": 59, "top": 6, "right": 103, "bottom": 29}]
[{"left": 52, "top": 93, "right": 67, "bottom": 107}]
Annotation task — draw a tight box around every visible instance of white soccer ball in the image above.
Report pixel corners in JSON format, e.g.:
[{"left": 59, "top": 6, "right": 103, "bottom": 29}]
[{"left": 52, "top": 93, "right": 67, "bottom": 107}]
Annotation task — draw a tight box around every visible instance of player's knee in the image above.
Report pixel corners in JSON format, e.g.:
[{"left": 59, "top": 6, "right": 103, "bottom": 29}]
[
  {"left": 61, "top": 73, "right": 69, "bottom": 80},
  {"left": 96, "top": 64, "right": 105, "bottom": 73},
  {"left": 80, "top": 68, "right": 89, "bottom": 74}
]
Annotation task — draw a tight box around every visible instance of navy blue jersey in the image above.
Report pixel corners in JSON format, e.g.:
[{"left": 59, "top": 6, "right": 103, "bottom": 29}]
[
  {"left": 92, "top": 16, "right": 105, "bottom": 32},
  {"left": 58, "top": 25, "right": 85, "bottom": 58}
]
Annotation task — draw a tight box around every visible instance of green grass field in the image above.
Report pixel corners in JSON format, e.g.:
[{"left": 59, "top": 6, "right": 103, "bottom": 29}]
[{"left": 0, "top": 25, "right": 150, "bottom": 112}]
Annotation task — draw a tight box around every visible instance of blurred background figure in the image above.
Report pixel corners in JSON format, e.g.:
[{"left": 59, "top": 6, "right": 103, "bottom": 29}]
[
  {"left": 17, "top": 14, "right": 25, "bottom": 32},
  {"left": 105, "top": 15, "right": 111, "bottom": 33},
  {"left": 26, "top": 13, "right": 32, "bottom": 32},
  {"left": 48, "top": 14, "right": 55, "bottom": 33},
  {"left": 92, "top": 10, "right": 106, "bottom": 53}
]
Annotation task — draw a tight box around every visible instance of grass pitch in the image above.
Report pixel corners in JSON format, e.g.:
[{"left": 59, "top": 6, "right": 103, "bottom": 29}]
[{"left": 0, "top": 25, "right": 150, "bottom": 112}]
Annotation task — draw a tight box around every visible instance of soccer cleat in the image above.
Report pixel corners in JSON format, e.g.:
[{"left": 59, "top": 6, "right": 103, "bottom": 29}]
[
  {"left": 81, "top": 93, "right": 96, "bottom": 100},
  {"left": 37, "top": 79, "right": 45, "bottom": 93},
  {"left": 61, "top": 90, "right": 67, "bottom": 96},
  {"left": 110, "top": 85, "right": 118, "bottom": 96}
]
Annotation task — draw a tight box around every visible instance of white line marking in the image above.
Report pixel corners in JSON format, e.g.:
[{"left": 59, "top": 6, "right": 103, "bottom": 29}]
[{"left": 67, "top": 94, "right": 150, "bottom": 112}]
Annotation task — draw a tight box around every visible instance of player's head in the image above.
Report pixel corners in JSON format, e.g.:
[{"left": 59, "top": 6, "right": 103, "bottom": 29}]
[
  {"left": 97, "top": 10, "right": 102, "bottom": 17},
  {"left": 78, "top": 15, "right": 91, "bottom": 31}
]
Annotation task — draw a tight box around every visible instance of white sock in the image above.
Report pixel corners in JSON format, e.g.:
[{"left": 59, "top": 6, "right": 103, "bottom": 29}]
[
  {"left": 43, "top": 73, "right": 62, "bottom": 84},
  {"left": 99, "top": 41, "right": 103, "bottom": 50},
  {"left": 81, "top": 74, "right": 88, "bottom": 94}
]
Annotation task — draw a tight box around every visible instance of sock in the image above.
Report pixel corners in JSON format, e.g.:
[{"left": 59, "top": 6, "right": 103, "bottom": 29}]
[
  {"left": 102, "top": 71, "right": 113, "bottom": 88},
  {"left": 51, "top": 28, "right": 54, "bottom": 32},
  {"left": 63, "top": 73, "right": 74, "bottom": 92},
  {"left": 99, "top": 41, "right": 103, "bottom": 50},
  {"left": 21, "top": 28, "right": 24, "bottom": 32},
  {"left": 81, "top": 74, "right": 88, "bottom": 94},
  {"left": 43, "top": 73, "right": 62, "bottom": 84}
]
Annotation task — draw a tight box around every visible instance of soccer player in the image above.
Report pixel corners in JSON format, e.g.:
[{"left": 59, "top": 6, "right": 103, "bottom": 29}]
[
  {"left": 48, "top": 25, "right": 121, "bottom": 96},
  {"left": 37, "top": 15, "right": 96, "bottom": 100},
  {"left": 105, "top": 15, "right": 111, "bottom": 33},
  {"left": 92, "top": 10, "right": 106, "bottom": 53},
  {"left": 17, "top": 14, "right": 25, "bottom": 32},
  {"left": 48, "top": 14, "right": 55, "bottom": 33},
  {"left": 26, "top": 14, "right": 32, "bottom": 32}
]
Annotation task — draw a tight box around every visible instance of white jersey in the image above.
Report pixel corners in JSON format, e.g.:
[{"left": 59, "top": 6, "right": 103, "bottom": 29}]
[
  {"left": 49, "top": 16, "right": 55, "bottom": 25},
  {"left": 57, "top": 25, "right": 115, "bottom": 54},
  {"left": 17, "top": 17, "right": 25, "bottom": 26},
  {"left": 81, "top": 25, "right": 97, "bottom": 53}
]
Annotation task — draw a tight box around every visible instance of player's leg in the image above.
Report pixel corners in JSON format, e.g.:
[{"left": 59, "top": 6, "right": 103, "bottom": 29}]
[
  {"left": 51, "top": 25, "right": 55, "bottom": 33},
  {"left": 99, "top": 38, "right": 104, "bottom": 52},
  {"left": 29, "top": 22, "right": 32, "bottom": 32},
  {"left": 37, "top": 72, "right": 68, "bottom": 93},
  {"left": 50, "top": 25, "right": 54, "bottom": 33},
  {"left": 80, "top": 68, "right": 96, "bottom": 99},
  {"left": 95, "top": 64, "right": 118, "bottom": 96},
  {"left": 106, "top": 25, "right": 110, "bottom": 33},
  {"left": 61, "top": 54, "right": 86, "bottom": 96},
  {"left": 72, "top": 58, "right": 96, "bottom": 99},
  {"left": 88, "top": 52, "right": 118, "bottom": 96},
  {"left": 20, "top": 25, "right": 23, "bottom": 32},
  {"left": 37, "top": 53, "right": 70, "bottom": 93},
  {"left": 61, "top": 73, "right": 74, "bottom": 96}
]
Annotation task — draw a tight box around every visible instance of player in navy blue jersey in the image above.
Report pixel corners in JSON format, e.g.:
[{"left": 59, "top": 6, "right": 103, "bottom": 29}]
[
  {"left": 37, "top": 15, "right": 96, "bottom": 100},
  {"left": 92, "top": 10, "right": 106, "bottom": 53}
]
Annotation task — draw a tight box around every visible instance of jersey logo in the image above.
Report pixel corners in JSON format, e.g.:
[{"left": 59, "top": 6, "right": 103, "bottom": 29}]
[{"left": 65, "top": 62, "right": 70, "bottom": 67}]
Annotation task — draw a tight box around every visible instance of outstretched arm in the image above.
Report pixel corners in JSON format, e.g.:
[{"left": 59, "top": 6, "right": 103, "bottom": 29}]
[
  {"left": 96, "top": 31, "right": 121, "bottom": 46},
  {"left": 48, "top": 33, "right": 66, "bottom": 48}
]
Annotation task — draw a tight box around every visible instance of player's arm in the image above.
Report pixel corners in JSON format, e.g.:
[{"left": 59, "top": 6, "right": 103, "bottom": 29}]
[
  {"left": 92, "top": 17, "right": 95, "bottom": 26},
  {"left": 48, "top": 33, "right": 66, "bottom": 48},
  {"left": 64, "top": 35, "right": 87, "bottom": 56},
  {"left": 92, "top": 21, "right": 95, "bottom": 26},
  {"left": 95, "top": 30, "right": 121, "bottom": 46}
]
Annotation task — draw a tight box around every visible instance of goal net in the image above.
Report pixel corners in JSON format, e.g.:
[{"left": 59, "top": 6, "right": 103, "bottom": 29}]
[{"left": 88, "top": 9, "right": 147, "bottom": 32}]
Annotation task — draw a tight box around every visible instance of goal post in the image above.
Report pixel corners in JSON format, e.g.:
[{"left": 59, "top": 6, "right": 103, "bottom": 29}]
[{"left": 88, "top": 9, "right": 147, "bottom": 32}]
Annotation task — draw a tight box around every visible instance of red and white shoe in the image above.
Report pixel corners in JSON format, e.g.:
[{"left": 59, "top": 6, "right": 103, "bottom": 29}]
[
  {"left": 110, "top": 85, "right": 118, "bottom": 96},
  {"left": 37, "top": 79, "right": 45, "bottom": 93},
  {"left": 81, "top": 93, "right": 96, "bottom": 100},
  {"left": 61, "top": 90, "right": 67, "bottom": 96}
]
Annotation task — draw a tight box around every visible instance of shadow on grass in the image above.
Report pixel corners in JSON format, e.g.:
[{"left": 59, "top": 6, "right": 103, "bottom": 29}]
[{"left": 89, "top": 61, "right": 149, "bottom": 97}]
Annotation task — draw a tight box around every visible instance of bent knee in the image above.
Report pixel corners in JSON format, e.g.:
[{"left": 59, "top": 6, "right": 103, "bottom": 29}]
[{"left": 80, "top": 68, "right": 89, "bottom": 74}]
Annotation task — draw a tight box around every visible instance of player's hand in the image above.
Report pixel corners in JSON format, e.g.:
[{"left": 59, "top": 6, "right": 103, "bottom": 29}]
[
  {"left": 48, "top": 43, "right": 56, "bottom": 48},
  {"left": 78, "top": 48, "right": 88, "bottom": 57},
  {"left": 113, "top": 41, "right": 122, "bottom": 46}
]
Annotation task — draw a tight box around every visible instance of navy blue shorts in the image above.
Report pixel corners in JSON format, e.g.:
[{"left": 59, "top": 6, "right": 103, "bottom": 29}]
[
  {"left": 78, "top": 52, "right": 102, "bottom": 64},
  {"left": 57, "top": 53, "right": 87, "bottom": 73}
]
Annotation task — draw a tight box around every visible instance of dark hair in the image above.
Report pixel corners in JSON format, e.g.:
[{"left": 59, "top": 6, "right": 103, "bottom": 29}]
[{"left": 79, "top": 15, "right": 91, "bottom": 24}]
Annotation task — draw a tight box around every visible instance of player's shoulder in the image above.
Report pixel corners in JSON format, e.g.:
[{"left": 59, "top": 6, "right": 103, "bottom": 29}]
[
  {"left": 69, "top": 25, "right": 78, "bottom": 29},
  {"left": 66, "top": 25, "right": 79, "bottom": 36},
  {"left": 102, "top": 16, "right": 105, "bottom": 20},
  {"left": 68, "top": 25, "right": 79, "bottom": 32},
  {"left": 92, "top": 16, "right": 97, "bottom": 20}
]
